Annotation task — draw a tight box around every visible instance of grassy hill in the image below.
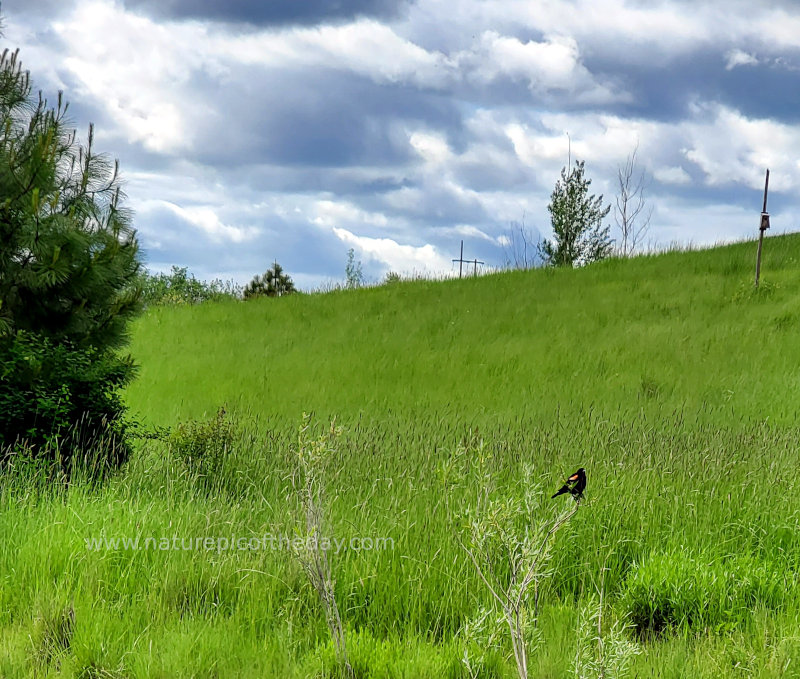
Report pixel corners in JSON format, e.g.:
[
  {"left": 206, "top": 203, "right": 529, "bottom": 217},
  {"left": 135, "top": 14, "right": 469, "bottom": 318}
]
[
  {"left": 3, "top": 235, "right": 800, "bottom": 678},
  {"left": 127, "top": 234, "right": 800, "bottom": 427}
]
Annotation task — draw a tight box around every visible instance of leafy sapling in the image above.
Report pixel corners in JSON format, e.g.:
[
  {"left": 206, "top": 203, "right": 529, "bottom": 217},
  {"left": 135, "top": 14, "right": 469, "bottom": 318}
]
[
  {"left": 453, "top": 438, "right": 581, "bottom": 679},
  {"left": 290, "top": 413, "right": 353, "bottom": 677}
]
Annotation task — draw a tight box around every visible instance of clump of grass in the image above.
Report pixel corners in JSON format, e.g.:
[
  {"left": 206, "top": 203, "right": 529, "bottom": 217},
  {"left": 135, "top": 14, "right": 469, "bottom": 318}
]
[
  {"left": 33, "top": 604, "right": 75, "bottom": 668},
  {"left": 620, "top": 550, "right": 789, "bottom": 637}
]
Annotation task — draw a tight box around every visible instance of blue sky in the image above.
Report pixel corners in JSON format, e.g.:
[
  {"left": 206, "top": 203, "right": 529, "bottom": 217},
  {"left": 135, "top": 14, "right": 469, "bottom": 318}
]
[{"left": 7, "top": 0, "right": 799, "bottom": 288}]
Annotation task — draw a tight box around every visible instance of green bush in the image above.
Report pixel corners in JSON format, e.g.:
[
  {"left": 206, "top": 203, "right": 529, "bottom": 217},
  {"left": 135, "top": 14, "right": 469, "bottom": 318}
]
[
  {"left": 169, "top": 407, "right": 236, "bottom": 481},
  {"left": 139, "top": 266, "right": 242, "bottom": 306},
  {"left": 0, "top": 331, "right": 136, "bottom": 473},
  {"left": 620, "top": 550, "right": 788, "bottom": 636}
]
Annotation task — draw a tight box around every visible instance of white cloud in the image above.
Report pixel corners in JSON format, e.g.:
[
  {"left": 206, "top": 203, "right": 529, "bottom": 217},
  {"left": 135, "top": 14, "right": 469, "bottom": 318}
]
[
  {"left": 143, "top": 201, "right": 260, "bottom": 243},
  {"left": 462, "top": 32, "right": 620, "bottom": 102},
  {"left": 725, "top": 49, "right": 759, "bottom": 70},
  {"left": 444, "top": 224, "right": 499, "bottom": 243},
  {"left": 408, "top": 0, "right": 800, "bottom": 64},
  {"left": 43, "top": 3, "right": 455, "bottom": 155},
  {"left": 225, "top": 20, "right": 455, "bottom": 88},
  {"left": 498, "top": 105, "right": 800, "bottom": 195},
  {"left": 654, "top": 166, "right": 692, "bottom": 185},
  {"left": 311, "top": 200, "right": 390, "bottom": 228},
  {"left": 652, "top": 201, "right": 756, "bottom": 247},
  {"left": 505, "top": 122, "right": 569, "bottom": 167},
  {"left": 333, "top": 227, "right": 454, "bottom": 274},
  {"left": 682, "top": 105, "right": 800, "bottom": 191},
  {"left": 50, "top": 1, "right": 204, "bottom": 152},
  {"left": 409, "top": 131, "right": 452, "bottom": 165}
]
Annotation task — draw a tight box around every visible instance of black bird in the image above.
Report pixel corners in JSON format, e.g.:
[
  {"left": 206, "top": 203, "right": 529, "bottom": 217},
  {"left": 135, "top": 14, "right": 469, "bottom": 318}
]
[{"left": 551, "top": 468, "right": 586, "bottom": 500}]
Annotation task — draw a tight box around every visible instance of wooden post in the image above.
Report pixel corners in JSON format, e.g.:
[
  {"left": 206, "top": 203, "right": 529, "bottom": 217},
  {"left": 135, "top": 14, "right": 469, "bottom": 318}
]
[
  {"left": 452, "top": 241, "right": 484, "bottom": 278},
  {"left": 755, "top": 169, "right": 770, "bottom": 287}
]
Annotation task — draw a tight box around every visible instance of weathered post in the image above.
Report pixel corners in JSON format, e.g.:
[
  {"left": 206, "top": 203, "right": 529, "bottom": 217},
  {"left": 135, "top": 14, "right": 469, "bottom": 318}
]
[
  {"left": 452, "top": 241, "right": 484, "bottom": 278},
  {"left": 755, "top": 169, "right": 770, "bottom": 287},
  {"left": 454, "top": 240, "right": 464, "bottom": 278}
]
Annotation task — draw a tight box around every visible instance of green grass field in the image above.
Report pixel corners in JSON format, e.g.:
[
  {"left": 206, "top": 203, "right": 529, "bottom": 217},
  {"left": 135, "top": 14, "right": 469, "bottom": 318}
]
[{"left": 3, "top": 235, "right": 800, "bottom": 677}]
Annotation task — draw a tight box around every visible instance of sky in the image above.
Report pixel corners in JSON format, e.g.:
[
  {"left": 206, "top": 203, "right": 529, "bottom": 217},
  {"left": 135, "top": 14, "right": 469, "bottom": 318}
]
[{"left": 6, "top": 0, "right": 800, "bottom": 288}]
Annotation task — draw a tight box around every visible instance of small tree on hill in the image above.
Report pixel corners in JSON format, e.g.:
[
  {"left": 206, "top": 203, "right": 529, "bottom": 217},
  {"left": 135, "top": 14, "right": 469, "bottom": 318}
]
[
  {"left": 244, "top": 261, "right": 296, "bottom": 299},
  {"left": 539, "top": 160, "right": 612, "bottom": 267},
  {"left": 345, "top": 248, "right": 364, "bottom": 289},
  {"left": 614, "top": 144, "right": 652, "bottom": 257},
  {"left": 502, "top": 217, "right": 538, "bottom": 270},
  {"left": 0, "top": 45, "right": 142, "bottom": 472}
]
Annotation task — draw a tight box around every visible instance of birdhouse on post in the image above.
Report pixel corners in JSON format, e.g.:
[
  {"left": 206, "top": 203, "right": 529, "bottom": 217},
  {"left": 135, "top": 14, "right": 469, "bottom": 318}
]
[{"left": 755, "top": 169, "right": 770, "bottom": 287}]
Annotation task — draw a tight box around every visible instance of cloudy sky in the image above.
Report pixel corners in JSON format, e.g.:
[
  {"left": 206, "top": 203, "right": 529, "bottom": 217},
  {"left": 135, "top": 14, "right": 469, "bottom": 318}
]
[{"left": 6, "top": 0, "right": 800, "bottom": 288}]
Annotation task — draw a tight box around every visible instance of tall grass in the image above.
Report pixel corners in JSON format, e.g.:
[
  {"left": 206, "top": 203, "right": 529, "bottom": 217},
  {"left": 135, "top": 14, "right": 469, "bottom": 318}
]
[
  {"left": 3, "top": 234, "right": 800, "bottom": 676},
  {"left": 2, "top": 411, "right": 799, "bottom": 676},
  {"left": 127, "top": 235, "right": 800, "bottom": 429}
]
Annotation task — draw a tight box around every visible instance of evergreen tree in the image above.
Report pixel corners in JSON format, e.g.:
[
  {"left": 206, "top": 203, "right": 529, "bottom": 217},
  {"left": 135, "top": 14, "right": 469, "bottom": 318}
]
[
  {"left": 539, "top": 160, "right": 612, "bottom": 267},
  {"left": 244, "top": 261, "right": 296, "bottom": 299},
  {"left": 0, "top": 46, "right": 142, "bottom": 470}
]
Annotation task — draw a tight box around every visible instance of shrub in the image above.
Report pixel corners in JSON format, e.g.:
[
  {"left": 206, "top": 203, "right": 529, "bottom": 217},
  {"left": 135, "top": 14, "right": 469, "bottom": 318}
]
[
  {"left": 0, "top": 331, "right": 136, "bottom": 473},
  {"left": 620, "top": 550, "right": 787, "bottom": 636},
  {"left": 382, "top": 271, "right": 402, "bottom": 285},
  {"left": 169, "top": 407, "right": 236, "bottom": 481},
  {"left": 139, "top": 266, "right": 242, "bottom": 306},
  {"left": 539, "top": 159, "right": 612, "bottom": 267}
]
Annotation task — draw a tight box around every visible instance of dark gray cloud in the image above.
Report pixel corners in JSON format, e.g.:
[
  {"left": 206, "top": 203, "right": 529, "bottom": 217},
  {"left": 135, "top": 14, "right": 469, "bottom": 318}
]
[
  {"left": 4, "top": 0, "right": 72, "bottom": 18},
  {"left": 718, "top": 60, "right": 800, "bottom": 123},
  {"left": 186, "top": 66, "right": 461, "bottom": 169},
  {"left": 587, "top": 49, "right": 800, "bottom": 124},
  {"left": 137, "top": 204, "right": 348, "bottom": 282},
  {"left": 122, "top": 0, "right": 413, "bottom": 26}
]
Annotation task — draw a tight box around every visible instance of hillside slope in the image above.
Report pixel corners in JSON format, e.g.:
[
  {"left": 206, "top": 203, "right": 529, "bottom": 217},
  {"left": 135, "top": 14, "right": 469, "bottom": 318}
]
[{"left": 127, "top": 234, "right": 800, "bottom": 427}]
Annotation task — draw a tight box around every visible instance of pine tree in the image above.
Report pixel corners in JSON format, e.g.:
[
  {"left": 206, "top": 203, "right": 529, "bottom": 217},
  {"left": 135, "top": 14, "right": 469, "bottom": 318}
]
[
  {"left": 244, "top": 261, "right": 296, "bottom": 299},
  {"left": 539, "top": 160, "right": 612, "bottom": 267},
  {"left": 0, "top": 46, "right": 143, "bottom": 470}
]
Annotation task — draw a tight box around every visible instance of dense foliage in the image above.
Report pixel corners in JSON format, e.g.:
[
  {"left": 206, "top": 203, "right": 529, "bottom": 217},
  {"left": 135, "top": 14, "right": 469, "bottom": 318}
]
[
  {"left": 0, "top": 48, "right": 141, "bottom": 469},
  {"left": 139, "top": 266, "right": 241, "bottom": 306},
  {"left": 243, "top": 261, "right": 296, "bottom": 299},
  {"left": 0, "top": 332, "right": 134, "bottom": 469},
  {"left": 540, "top": 160, "right": 612, "bottom": 267}
]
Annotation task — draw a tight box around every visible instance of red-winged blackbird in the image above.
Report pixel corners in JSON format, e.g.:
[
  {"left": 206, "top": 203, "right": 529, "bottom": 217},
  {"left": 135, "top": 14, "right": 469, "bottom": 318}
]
[{"left": 551, "top": 468, "right": 586, "bottom": 500}]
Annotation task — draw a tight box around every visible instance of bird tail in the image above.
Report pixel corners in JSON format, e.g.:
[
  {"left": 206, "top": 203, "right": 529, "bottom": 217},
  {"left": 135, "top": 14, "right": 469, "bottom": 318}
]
[{"left": 551, "top": 486, "right": 568, "bottom": 499}]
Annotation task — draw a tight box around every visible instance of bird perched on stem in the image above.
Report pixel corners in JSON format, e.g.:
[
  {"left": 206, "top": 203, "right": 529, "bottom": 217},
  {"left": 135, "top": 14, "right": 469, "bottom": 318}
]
[{"left": 551, "top": 468, "right": 586, "bottom": 501}]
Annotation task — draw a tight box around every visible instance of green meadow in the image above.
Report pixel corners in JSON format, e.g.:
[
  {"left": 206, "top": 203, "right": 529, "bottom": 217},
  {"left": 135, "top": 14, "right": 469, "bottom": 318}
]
[{"left": 3, "top": 234, "right": 800, "bottom": 677}]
